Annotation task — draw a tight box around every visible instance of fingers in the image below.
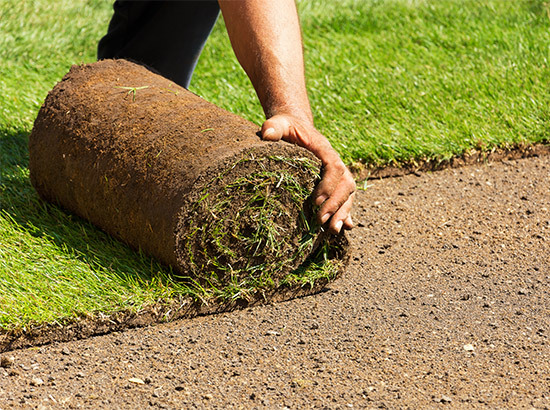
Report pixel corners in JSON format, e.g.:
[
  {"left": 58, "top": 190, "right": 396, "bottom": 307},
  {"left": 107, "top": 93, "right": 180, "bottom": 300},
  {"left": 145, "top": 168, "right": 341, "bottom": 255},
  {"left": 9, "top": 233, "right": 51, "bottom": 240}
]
[
  {"left": 260, "top": 114, "right": 355, "bottom": 235},
  {"left": 314, "top": 163, "right": 355, "bottom": 234},
  {"left": 344, "top": 215, "right": 353, "bottom": 230},
  {"left": 320, "top": 188, "right": 355, "bottom": 234},
  {"left": 313, "top": 163, "right": 346, "bottom": 207},
  {"left": 261, "top": 115, "right": 290, "bottom": 141},
  {"left": 327, "top": 193, "right": 355, "bottom": 234}
]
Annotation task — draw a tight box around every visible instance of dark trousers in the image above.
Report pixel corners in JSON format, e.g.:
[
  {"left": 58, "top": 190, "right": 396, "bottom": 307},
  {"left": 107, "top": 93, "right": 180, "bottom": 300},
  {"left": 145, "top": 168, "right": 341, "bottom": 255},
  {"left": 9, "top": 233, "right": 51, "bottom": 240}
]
[{"left": 98, "top": 1, "right": 220, "bottom": 88}]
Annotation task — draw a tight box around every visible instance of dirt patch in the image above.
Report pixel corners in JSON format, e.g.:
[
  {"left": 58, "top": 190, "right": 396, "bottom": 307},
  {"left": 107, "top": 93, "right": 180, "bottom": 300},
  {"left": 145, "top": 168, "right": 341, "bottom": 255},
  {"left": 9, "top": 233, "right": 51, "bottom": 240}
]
[
  {"left": 28, "top": 59, "right": 348, "bottom": 293},
  {"left": 1, "top": 155, "right": 548, "bottom": 408}
]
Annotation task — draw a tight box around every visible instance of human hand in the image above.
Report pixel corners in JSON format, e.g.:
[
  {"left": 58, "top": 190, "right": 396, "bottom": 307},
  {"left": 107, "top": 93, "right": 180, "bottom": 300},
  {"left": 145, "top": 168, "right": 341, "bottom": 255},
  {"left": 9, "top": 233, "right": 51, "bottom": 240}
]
[{"left": 261, "top": 114, "right": 355, "bottom": 234}]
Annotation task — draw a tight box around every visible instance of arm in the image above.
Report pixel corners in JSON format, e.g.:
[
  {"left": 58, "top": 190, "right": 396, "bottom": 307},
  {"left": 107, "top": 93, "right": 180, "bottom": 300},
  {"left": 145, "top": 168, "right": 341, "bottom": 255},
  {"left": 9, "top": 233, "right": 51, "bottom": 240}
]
[{"left": 218, "top": 0, "right": 355, "bottom": 234}]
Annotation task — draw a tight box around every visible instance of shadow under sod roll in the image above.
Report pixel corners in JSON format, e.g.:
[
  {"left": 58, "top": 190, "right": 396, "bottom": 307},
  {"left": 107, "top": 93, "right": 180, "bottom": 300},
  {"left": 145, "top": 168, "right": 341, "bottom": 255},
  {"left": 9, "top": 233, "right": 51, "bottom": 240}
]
[{"left": 29, "top": 59, "right": 348, "bottom": 294}]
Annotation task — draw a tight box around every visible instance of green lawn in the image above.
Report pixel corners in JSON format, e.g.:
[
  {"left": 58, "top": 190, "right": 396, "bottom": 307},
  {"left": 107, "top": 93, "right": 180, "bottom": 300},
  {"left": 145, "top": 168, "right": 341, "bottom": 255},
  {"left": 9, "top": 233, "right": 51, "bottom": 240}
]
[{"left": 1, "top": 0, "right": 549, "bottom": 331}]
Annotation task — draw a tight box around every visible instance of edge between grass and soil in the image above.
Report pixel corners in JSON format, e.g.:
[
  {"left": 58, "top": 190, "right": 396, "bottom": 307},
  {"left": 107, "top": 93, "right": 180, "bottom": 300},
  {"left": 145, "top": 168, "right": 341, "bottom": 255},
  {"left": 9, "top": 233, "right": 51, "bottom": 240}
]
[{"left": 1, "top": 142, "right": 549, "bottom": 353}]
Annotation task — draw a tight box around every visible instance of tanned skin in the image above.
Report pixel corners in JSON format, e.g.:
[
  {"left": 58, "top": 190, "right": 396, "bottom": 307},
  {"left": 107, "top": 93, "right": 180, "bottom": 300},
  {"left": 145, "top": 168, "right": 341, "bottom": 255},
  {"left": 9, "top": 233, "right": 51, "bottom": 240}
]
[{"left": 218, "top": 0, "right": 355, "bottom": 234}]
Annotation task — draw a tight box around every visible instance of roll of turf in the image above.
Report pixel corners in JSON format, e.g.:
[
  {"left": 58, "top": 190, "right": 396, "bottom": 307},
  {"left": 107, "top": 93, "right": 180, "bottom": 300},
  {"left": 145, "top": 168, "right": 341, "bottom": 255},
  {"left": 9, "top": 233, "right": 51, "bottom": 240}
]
[{"left": 29, "top": 59, "right": 348, "bottom": 294}]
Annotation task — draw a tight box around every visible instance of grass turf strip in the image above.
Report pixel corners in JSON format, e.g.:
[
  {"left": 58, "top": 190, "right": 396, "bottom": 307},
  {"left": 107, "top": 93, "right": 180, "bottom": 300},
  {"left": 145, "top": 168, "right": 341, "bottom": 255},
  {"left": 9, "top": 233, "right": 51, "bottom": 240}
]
[{"left": 1, "top": 0, "right": 549, "bottom": 330}]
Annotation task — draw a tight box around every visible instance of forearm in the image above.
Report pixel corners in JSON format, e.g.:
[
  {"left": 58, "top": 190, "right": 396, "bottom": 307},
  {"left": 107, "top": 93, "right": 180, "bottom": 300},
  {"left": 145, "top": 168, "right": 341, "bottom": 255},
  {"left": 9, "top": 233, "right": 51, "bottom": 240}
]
[
  {"left": 218, "top": 0, "right": 313, "bottom": 124},
  {"left": 219, "top": 0, "right": 355, "bottom": 233}
]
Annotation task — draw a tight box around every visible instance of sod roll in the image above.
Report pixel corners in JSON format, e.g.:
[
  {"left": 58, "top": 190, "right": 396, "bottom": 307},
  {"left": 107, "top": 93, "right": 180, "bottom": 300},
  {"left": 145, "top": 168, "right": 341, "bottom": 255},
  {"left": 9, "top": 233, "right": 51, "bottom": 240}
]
[{"left": 29, "top": 59, "right": 348, "bottom": 292}]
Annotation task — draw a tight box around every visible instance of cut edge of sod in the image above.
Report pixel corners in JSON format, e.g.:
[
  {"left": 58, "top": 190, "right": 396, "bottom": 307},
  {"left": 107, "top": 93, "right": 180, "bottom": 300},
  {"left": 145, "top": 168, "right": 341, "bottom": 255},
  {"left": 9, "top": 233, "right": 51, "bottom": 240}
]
[{"left": 351, "top": 141, "right": 550, "bottom": 181}]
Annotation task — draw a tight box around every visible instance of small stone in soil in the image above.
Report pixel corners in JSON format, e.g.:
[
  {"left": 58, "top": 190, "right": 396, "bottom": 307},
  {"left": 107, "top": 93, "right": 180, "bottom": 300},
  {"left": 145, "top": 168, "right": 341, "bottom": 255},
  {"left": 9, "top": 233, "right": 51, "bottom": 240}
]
[
  {"left": 30, "top": 377, "right": 44, "bottom": 386},
  {"left": 441, "top": 395, "right": 453, "bottom": 403},
  {"left": 129, "top": 377, "right": 145, "bottom": 385},
  {"left": 463, "top": 344, "right": 475, "bottom": 351}
]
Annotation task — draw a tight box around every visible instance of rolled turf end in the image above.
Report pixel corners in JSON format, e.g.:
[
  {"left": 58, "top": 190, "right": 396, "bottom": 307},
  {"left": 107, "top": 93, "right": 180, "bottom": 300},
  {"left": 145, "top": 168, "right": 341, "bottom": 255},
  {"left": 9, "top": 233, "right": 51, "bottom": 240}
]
[{"left": 175, "top": 151, "right": 349, "bottom": 300}]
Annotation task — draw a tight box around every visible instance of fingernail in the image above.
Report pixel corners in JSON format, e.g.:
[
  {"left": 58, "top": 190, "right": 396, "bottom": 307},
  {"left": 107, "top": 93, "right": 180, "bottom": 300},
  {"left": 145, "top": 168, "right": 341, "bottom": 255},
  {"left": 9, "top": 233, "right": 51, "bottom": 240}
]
[
  {"left": 321, "top": 213, "right": 331, "bottom": 224},
  {"left": 335, "top": 220, "right": 343, "bottom": 232},
  {"left": 316, "top": 194, "right": 328, "bottom": 206},
  {"left": 264, "top": 128, "right": 275, "bottom": 138}
]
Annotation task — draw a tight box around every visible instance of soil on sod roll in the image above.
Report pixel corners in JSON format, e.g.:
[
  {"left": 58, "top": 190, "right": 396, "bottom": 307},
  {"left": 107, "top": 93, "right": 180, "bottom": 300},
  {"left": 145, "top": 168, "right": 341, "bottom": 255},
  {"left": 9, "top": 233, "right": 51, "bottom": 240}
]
[{"left": 28, "top": 59, "right": 348, "bottom": 298}]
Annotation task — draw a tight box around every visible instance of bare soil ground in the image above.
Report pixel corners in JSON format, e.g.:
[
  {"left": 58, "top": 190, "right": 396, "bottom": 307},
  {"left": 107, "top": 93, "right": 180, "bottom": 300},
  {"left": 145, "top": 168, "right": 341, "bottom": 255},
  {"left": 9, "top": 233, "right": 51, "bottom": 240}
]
[{"left": 1, "top": 155, "right": 549, "bottom": 409}]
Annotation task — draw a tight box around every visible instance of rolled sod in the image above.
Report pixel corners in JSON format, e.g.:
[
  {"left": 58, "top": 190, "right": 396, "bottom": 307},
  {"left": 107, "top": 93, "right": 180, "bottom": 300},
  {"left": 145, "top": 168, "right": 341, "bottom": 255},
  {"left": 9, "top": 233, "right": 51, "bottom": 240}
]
[{"left": 28, "top": 59, "right": 348, "bottom": 297}]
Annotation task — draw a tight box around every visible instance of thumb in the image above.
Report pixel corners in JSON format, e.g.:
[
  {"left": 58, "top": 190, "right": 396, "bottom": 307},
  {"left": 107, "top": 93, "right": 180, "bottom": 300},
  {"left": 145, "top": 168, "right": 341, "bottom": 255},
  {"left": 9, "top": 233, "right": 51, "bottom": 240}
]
[{"left": 261, "top": 115, "right": 290, "bottom": 141}]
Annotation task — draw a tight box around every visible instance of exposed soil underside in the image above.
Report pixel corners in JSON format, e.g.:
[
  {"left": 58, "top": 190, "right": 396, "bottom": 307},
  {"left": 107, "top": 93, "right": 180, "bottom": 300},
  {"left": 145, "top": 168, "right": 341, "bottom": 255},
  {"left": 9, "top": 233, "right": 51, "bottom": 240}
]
[{"left": 1, "top": 154, "right": 549, "bottom": 408}]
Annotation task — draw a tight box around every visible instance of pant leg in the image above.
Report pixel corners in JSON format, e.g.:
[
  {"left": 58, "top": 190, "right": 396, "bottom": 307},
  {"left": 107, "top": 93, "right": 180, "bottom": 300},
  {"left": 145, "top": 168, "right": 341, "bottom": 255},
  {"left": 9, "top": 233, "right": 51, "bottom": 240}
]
[{"left": 98, "top": 0, "right": 220, "bottom": 88}]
